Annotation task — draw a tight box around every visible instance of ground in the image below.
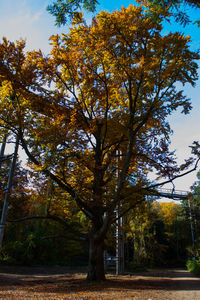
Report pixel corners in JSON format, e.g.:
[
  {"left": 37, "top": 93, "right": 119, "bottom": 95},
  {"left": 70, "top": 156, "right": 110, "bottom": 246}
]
[{"left": 0, "top": 266, "right": 199, "bottom": 299}]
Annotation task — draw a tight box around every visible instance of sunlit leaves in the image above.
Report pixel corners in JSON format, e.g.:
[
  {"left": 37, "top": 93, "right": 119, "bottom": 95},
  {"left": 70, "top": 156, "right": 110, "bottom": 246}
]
[
  {"left": 0, "top": 5, "right": 199, "bottom": 256},
  {"left": 153, "top": 201, "right": 180, "bottom": 226}
]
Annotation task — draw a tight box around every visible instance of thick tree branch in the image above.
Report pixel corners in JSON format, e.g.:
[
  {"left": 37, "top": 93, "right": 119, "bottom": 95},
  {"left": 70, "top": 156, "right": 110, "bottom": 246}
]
[
  {"left": 39, "top": 234, "right": 86, "bottom": 242},
  {"left": 18, "top": 131, "right": 94, "bottom": 220}
]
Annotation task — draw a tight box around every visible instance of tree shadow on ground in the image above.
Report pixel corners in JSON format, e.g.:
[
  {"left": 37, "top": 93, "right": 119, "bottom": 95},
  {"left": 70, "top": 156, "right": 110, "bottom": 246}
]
[
  {"left": 128, "top": 268, "right": 198, "bottom": 278},
  {"left": 0, "top": 265, "right": 87, "bottom": 275},
  {"left": 0, "top": 268, "right": 199, "bottom": 294}
]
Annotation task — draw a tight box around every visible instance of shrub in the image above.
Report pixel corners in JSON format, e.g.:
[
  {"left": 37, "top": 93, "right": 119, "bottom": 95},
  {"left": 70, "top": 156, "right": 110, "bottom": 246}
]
[{"left": 186, "top": 257, "right": 200, "bottom": 275}]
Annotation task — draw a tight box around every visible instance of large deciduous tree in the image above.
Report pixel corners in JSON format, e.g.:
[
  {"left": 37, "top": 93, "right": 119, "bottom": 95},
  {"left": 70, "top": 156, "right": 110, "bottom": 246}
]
[{"left": 0, "top": 5, "right": 199, "bottom": 280}]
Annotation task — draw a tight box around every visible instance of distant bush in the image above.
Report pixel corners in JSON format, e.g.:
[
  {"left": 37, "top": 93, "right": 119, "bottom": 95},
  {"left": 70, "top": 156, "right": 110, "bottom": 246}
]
[
  {"left": 186, "top": 258, "right": 200, "bottom": 275},
  {"left": 0, "top": 221, "right": 88, "bottom": 267}
]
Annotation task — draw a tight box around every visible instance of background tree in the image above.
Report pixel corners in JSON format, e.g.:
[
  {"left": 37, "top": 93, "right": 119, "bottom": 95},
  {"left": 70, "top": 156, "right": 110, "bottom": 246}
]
[
  {"left": 152, "top": 201, "right": 190, "bottom": 265},
  {"left": 0, "top": 5, "right": 199, "bottom": 280},
  {"left": 182, "top": 171, "right": 200, "bottom": 257},
  {"left": 0, "top": 142, "right": 88, "bottom": 265},
  {"left": 124, "top": 201, "right": 159, "bottom": 268},
  {"left": 47, "top": 0, "right": 98, "bottom": 26},
  {"left": 0, "top": 174, "right": 88, "bottom": 266},
  {"left": 124, "top": 201, "right": 190, "bottom": 269},
  {"left": 145, "top": 0, "right": 200, "bottom": 9},
  {"left": 47, "top": 0, "right": 200, "bottom": 26},
  {"left": 139, "top": 0, "right": 200, "bottom": 26}
]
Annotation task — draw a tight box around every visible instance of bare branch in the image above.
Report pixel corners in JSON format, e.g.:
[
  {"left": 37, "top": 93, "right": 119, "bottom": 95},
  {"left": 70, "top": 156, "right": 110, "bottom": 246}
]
[{"left": 148, "top": 158, "right": 200, "bottom": 189}]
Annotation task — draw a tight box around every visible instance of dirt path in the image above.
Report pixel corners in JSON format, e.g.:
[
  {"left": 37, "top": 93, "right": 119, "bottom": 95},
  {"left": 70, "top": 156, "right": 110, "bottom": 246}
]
[{"left": 0, "top": 266, "right": 199, "bottom": 299}]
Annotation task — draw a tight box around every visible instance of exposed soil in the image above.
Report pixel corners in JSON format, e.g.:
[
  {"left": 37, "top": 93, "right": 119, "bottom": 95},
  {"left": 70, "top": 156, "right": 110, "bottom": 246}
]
[{"left": 0, "top": 266, "right": 199, "bottom": 299}]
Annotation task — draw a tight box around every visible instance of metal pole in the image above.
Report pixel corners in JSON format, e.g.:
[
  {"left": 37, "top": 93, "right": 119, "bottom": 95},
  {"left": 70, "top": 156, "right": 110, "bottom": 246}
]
[
  {"left": 115, "top": 150, "right": 124, "bottom": 275},
  {"left": 0, "top": 135, "right": 19, "bottom": 249},
  {"left": 188, "top": 197, "right": 195, "bottom": 253},
  {"left": 116, "top": 204, "right": 120, "bottom": 275},
  {"left": 0, "top": 133, "right": 8, "bottom": 164},
  {"left": 119, "top": 214, "right": 124, "bottom": 274},
  {"left": 116, "top": 207, "right": 125, "bottom": 275},
  {"left": 116, "top": 149, "right": 120, "bottom": 275}
]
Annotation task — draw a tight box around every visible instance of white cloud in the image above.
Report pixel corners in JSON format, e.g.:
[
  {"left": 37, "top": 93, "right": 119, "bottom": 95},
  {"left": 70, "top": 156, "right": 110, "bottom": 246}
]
[
  {"left": 0, "top": 0, "right": 62, "bottom": 52},
  {"left": 9, "top": 10, "right": 43, "bottom": 26}
]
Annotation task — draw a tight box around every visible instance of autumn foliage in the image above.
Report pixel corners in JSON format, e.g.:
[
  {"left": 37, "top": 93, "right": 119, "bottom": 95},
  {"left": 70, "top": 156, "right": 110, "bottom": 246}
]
[{"left": 0, "top": 4, "right": 199, "bottom": 280}]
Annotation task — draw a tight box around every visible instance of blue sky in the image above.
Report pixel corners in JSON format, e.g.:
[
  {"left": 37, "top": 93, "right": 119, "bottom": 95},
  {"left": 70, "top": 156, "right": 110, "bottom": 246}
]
[{"left": 0, "top": 0, "right": 200, "bottom": 191}]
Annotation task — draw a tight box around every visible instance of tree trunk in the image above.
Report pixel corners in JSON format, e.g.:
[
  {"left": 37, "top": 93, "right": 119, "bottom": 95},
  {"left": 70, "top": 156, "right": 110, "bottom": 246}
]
[{"left": 87, "top": 235, "right": 105, "bottom": 281}]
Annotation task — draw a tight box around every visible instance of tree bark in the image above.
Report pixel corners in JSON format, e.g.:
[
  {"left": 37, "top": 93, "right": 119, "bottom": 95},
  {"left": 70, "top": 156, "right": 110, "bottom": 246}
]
[{"left": 87, "top": 233, "right": 105, "bottom": 281}]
